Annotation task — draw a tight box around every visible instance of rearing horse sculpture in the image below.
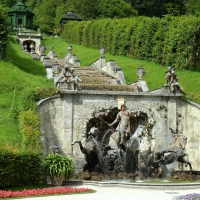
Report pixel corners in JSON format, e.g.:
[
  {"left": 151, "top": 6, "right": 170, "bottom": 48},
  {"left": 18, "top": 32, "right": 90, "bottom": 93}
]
[
  {"left": 141, "top": 134, "right": 192, "bottom": 178},
  {"left": 162, "top": 134, "right": 192, "bottom": 171}
]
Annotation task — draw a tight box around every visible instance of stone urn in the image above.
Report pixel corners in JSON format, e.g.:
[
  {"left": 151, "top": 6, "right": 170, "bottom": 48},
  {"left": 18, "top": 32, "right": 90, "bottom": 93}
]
[{"left": 137, "top": 66, "right": 146, "bottom": 80}]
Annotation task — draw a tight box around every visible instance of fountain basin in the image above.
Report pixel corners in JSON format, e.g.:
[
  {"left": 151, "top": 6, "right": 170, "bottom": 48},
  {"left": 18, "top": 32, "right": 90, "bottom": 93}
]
[{"left": 83, "top": 180, "right": 200, "bottom": 189}]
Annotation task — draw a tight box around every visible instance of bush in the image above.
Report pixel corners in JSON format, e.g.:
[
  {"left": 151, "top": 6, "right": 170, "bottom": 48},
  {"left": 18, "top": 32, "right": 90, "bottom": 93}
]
[
  {"left": 0, "top": 151, "right": 44, "bottom": 189},
  {"left": 62, "top": 15, "right": 200, "bottom": 70},
  {"left": 18, "top": 86, "right": 57, "bottom": 153}
]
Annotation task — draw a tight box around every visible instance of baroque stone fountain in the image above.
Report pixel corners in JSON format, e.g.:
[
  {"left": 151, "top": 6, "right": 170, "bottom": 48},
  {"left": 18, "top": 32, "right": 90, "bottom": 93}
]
[{"left": 70, "top": 66, "right": 195, "bottom": 182}]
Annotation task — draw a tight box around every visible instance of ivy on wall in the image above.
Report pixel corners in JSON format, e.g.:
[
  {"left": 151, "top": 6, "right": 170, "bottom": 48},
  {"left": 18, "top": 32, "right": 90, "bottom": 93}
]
[{"left": 62, "top": 15, "right": 200, "bottom": 70}]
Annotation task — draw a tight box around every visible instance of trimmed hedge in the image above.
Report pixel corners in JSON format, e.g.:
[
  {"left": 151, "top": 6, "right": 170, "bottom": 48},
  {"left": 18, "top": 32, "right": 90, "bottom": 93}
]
[
  {"left": 0, "top": 5, "right": 8, "bottom": 60},
  {"left": 0, "top": 152, "right": 44, "bottom": 188},
  {"left": 62, "top": 15, "right": 200, "bottom": 70}
]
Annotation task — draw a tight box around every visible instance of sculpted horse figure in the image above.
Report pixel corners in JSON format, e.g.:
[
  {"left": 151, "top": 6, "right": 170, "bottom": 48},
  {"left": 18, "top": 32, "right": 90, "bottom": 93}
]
[
  {"left": 161, "top": 134, "right": 192, "bottom": 170},
  {"left": 71, "top": 127, "right": 104, "bottom": 173},
  {"left": 141, "top": 134, "right": 192, "bottom": 178}
]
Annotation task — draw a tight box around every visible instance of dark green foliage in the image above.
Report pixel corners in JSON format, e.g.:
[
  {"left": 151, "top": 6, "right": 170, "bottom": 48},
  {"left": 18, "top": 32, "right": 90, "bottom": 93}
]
[
  {"left": 18, "top": 87, "right": 57, "bottom": 152},
  {"left": 0, "top": 151, "right": 44, "bottom": 188},
  {"left": 99, "top": 0, "right": 137, "bottom": 18},
  {"left": 62, "top": 15, "right": 200, "bottom": 70},
  {"left": 124, "top": 0, "right": 186, "bottom": 17},
  {"left": 185, "top": 0, "right": 200, "bottom": 16},
  {"left": 0, "top": 5, "right": 8, "bottom": 60},
  {"left": 21, "top": 87, "right": 57, "bottom": 111}
]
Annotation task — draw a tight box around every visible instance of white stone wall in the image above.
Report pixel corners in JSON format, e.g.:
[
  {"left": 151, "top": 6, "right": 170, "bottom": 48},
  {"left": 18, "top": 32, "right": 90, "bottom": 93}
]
[{"left": 177, "top": 99, "right": 200, "bottom": 170}]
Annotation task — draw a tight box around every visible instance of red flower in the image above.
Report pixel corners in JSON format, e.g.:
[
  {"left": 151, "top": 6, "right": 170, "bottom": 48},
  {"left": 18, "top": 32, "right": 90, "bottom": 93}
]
[{"left": 0, "top": 187, "right": 92, "bottom": 198}]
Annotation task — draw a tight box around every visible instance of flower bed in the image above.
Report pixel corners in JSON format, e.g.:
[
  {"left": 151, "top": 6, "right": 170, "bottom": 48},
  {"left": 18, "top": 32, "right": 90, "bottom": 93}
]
[{"left": 0, "top": 187, "right": 93, "bottom": 198}]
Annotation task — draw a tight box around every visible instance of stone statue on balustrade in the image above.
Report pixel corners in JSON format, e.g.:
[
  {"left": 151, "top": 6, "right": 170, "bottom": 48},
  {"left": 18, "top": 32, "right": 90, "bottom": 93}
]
[
  {"left": 164, "top": 66, "right": 183, "bottom": 92},
  {"left": 55, "top": 65, "right": 82, "bottom": 90}
]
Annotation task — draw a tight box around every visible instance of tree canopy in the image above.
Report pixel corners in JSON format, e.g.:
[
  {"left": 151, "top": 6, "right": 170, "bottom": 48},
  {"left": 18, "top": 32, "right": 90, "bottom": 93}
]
[{"left": 2, "top": 0, "right": 200, "bottom": 33}]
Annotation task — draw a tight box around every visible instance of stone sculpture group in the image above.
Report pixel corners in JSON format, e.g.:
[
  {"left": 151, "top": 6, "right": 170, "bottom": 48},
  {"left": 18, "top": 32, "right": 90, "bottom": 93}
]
[
  {"left": 55, "top": 64, "right": 82, "bottom": 89},
  {"left": 72, "top": 104, "right": 192, "bottom": 179}
]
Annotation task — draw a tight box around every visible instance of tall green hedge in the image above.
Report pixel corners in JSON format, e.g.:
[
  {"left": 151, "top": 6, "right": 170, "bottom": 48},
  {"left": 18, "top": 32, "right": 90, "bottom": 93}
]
[
  {"left": 0, "top": 5, "right": 8, "bottom": 60},
  {"left": 62, "top": 15, "right": 200, "bottom": 70},
  {"left": 0, "top": 152, "right": 44, "bottom": 188}
]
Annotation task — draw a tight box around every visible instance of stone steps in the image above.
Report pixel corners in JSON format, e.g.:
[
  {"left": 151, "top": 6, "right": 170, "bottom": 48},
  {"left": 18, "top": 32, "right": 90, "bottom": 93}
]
[{"left": 79, "top": 83, "right": 138, "bottom": 91}]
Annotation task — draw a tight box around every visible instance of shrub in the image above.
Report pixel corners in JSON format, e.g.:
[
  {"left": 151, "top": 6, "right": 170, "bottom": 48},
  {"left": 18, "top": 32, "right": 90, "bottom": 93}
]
[
  {"left": 18, "top": 86, "right": 57, "bottom": 152},
  {"left": 0, "top": 151, "right": 44, "bottom": 189},
  {"left": 62, "top": 15, "right": 200, "bottom": 70}
]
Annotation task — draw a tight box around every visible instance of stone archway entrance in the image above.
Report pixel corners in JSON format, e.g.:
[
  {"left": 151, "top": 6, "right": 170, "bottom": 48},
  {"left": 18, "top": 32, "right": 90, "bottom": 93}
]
[{"left": 23, "top": 40, "right": 36, "bottom": 52}]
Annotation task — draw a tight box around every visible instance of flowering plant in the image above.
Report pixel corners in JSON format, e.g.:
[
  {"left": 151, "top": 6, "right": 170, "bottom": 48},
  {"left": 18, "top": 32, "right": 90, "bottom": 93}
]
[{"left": 0, "top": 187, "right": 93, "bottom": 198}]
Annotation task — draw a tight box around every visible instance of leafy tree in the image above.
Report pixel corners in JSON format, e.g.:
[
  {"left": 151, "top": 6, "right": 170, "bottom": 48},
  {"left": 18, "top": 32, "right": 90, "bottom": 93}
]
[
  {"left": 65, "top": 0, "right": 101, "bottom": 20},
  {"left": 99, "top": 0, "right": 137, "bottom": 18},
  {"left": 124, "top": 0, "right": 186, "bottom": 17},
  {"left": 26, "top": 0, "right": 40, "bottom": 11},
  {"left": 34, "top": 0, "right": 66, "bottom": 33},
  {"left": 185, "top": 0, "right": 200, "bottom": 16},
  {"left": 0, "top": 0, "right": 27, "bottom": 8}
]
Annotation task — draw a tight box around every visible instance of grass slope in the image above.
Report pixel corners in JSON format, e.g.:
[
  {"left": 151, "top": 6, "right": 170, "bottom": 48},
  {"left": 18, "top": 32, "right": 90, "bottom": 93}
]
[
  {"left": 43, "top": 36, "right": 200, "bottom": 103},
  {"left": 0, "top": 37, "right": 54, "bottom": 150}
]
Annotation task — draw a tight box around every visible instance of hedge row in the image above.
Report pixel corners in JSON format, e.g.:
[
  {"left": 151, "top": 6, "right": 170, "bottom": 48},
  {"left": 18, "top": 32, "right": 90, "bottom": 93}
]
[
  {"left": 62, "top": 15, "right": 200, "bottom": 70},
  {"left": 0, "top": 5, "right": 8, "bottom": 60},
  {"left": 0, "top": 152, "right": 44, "bottom": 188}
]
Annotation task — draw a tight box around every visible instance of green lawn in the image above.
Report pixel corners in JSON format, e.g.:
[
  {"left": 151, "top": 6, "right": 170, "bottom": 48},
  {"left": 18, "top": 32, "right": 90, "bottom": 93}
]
[{"left": 0, "top": 36, "right": 54, "bottom": 150}]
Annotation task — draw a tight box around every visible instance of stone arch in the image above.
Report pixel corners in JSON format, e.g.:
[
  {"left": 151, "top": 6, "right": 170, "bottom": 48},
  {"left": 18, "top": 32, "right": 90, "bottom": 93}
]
[{"left": 23, "top": 40, "right": 36, "bottom": 52}]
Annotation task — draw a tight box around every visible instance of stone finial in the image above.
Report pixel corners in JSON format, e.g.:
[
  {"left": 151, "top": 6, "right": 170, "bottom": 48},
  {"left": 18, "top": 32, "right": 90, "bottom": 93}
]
[
  {"left": 68, "top": 45, "right": 72, "bottom": 53},
  {"left": 137, "top": 66, "right": 145, "bottom": 80},
  {"left": 100, "top": 47, "right": 106, "bottom": 58},
  {"left": 50, "top": 46, "right": 53, "bottom": 51}
]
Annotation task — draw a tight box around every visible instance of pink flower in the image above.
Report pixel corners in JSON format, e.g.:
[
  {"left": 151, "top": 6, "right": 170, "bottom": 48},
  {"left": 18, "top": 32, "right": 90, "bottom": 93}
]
[{"left": 0, "top": 187, "right": 92, "bottom": 198}]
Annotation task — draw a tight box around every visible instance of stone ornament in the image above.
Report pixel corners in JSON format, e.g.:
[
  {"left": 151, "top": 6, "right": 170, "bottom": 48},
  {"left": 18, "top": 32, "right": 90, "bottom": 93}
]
[
  {"left": 164, "top": 66, "right": 183, "bottom": 92},
  {"left": 55, "top": 65, "right": 82, "bottom": 90},
  {"left": 67, "top": 45, "right": 72, "bottom": 53},
  {"left": 100, "top": 47, "right": 106, "bottom": 58},
  {"left": 137, "top": 66, "right": 145, "bottom": 80}
]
